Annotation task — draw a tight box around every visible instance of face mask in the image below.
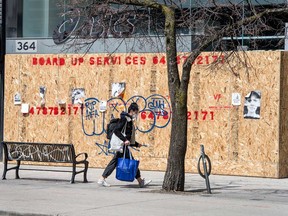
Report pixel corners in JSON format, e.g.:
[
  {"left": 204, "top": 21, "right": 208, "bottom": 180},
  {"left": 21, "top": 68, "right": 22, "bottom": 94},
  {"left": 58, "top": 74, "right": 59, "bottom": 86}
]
[{"left": 132, "top": 114, "right": 137, "bottom": 120}]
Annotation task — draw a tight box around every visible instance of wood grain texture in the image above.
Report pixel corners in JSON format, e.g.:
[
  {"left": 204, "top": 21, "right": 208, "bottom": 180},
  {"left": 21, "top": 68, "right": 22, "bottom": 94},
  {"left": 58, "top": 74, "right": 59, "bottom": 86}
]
[{"left": 4, "top": 51, "right": 287, "bottom": 178}]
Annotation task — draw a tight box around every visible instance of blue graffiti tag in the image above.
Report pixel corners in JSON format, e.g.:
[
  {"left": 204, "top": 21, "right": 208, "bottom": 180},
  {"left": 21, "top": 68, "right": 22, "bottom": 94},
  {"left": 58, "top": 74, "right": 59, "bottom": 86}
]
[
  {"left": 126, "top": 95, "right": 147, "bottom": 112},
  {"left": 85, "top": 100, "right": 100, "bottom": 120},
  {"left": 148, "top": 97, "right": 165, "bottom": 110},
  {"left": 107, "top": 97, "right": 126, "bottom": 118},
  {"left": 81, "top": 94, "right": 171, "bottom": 137},
  {"left": 82, "top": 97, "right": 105, "bottom": 136},
  {"left": 136, "top": 108, "right": 156, "bottom": 133},
  {"left": 146, "top": 94, "right": 171, "bottom": 129}
]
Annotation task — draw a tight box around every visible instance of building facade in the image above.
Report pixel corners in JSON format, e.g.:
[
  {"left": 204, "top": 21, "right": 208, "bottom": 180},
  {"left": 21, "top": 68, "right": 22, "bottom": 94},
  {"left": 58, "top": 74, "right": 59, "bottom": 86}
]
[
  {"left": 1, "top": 0, "right": 288, "bottom": 178},
  {"left": 4, "top": 0, "right": 288, "bottom": 54}
]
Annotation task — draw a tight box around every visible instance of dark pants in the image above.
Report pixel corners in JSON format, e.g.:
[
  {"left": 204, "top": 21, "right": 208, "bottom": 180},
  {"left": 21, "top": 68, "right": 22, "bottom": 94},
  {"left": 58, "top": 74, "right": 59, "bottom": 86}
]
[{"left": 102, "top": 147, "right": 141, "bottom": 179}]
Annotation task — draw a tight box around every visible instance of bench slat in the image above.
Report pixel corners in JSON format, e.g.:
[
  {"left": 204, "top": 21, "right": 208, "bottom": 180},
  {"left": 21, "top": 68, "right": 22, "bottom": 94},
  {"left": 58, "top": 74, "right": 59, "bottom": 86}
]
[{"left": 4, "top": 142, "right": 74, "bottom": 163}]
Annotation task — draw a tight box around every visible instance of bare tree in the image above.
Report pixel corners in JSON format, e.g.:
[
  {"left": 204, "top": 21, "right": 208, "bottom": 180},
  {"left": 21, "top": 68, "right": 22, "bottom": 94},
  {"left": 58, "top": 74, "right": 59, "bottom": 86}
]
[{"left": 54, "top": 0, "right": 288, "bottom": 191}]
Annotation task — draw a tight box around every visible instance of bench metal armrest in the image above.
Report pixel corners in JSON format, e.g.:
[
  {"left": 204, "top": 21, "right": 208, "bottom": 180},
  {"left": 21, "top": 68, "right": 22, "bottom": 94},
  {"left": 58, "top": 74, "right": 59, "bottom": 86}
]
[{"left": 75, "top": 152, "right": 88, "bottom": 162}]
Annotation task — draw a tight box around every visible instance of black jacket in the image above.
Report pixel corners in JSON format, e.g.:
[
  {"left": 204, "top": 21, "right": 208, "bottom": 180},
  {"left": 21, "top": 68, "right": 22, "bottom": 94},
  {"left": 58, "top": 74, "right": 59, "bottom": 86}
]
[{"left": 114, "top": 112, "right": 139, "bottom": 147}]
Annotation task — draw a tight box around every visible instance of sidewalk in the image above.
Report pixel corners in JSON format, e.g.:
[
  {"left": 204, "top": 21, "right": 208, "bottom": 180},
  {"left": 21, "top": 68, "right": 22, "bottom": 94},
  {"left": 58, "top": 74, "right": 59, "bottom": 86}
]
[{"left": 0, "top": 163, "right": 288, "bottom": 216}]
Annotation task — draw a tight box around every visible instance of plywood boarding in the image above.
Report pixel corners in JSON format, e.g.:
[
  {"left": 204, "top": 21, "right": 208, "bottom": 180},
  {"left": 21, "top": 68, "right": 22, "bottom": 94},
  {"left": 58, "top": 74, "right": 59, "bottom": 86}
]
[
  {"left": 3, "top": 51, "right": 286, "bottom": 177},
  {"left": 279, "top": 52, "right": 288, "bottom": 177}
]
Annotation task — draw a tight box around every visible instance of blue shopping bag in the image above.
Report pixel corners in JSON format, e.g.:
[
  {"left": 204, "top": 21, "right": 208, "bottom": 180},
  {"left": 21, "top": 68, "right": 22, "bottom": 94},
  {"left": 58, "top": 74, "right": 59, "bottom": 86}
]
[{"left": 116, "top": 147, "right": 139, "bottom": 182}]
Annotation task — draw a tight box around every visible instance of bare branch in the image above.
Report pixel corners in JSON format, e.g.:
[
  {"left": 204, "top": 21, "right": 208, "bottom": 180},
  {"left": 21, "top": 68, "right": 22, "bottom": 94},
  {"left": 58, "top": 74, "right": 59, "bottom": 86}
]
[{"left": 181, "top": 5, "right": 288, "bottom": 91}]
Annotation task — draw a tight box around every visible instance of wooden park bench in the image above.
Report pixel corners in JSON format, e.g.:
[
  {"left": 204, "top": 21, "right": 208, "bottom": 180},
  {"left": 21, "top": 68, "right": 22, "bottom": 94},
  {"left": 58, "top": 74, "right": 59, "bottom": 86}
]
[{"left": 1, "top": 141, "right": 89, "bottom": 183}]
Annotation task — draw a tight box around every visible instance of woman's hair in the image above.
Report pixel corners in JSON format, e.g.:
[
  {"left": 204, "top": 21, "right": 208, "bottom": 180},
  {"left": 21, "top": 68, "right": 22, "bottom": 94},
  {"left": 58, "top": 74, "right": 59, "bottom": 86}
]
[
  {"left": 128, "top": 102, "right": 139, "bottom": 113},
  {"left": 245, "top": 91, "right": 261, "bottom": 102}
]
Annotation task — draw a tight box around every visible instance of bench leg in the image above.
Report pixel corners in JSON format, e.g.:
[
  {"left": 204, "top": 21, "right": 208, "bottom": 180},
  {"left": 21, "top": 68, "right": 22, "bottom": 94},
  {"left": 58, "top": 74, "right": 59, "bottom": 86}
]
[
  {"left": 15, "top": 160, "right": 21, "bottom": 179},
  {"left": 71, "top": 163, "right": 76, "bottom": 184},
  {"left": 2, "top": 157, "right": 8, "bottom": 180},
  {"left": 83, "top": 161, "right": 89, "bottom": 183}
]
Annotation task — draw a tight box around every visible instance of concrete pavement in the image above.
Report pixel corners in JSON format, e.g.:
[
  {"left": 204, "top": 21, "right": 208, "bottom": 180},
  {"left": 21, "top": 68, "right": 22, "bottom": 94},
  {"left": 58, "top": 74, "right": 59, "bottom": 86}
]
[{"left": 0, "top": 163, "right": 288, "bottom": 216}]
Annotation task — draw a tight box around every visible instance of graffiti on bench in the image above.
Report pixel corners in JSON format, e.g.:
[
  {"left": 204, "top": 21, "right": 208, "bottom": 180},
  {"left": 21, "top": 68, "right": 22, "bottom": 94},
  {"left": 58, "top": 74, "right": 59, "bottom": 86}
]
[{"left": 6, "top": 144, "right": 73, "bottom": 163}]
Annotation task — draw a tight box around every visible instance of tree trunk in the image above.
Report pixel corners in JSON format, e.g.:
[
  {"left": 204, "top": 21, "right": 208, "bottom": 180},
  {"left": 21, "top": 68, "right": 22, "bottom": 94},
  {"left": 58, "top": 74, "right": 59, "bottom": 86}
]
[
  {"left": 161, "top": 6, "right": 188, "bottom": 191},
  {"left": 162, "top": 93, "right": 188, "bottom": 191}
]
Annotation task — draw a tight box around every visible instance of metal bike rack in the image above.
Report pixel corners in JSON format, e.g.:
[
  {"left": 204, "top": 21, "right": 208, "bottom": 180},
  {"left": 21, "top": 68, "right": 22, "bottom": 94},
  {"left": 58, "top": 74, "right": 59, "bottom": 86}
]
[{"left": 199, "top": 145, "right": 212, "bottom": 194}]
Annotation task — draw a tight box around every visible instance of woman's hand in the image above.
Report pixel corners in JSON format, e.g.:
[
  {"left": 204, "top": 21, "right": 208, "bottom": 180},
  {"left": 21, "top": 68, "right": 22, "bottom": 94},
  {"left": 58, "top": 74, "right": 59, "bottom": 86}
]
[{"left": 124, "top": 140, "right": 130, "bottom": 145}]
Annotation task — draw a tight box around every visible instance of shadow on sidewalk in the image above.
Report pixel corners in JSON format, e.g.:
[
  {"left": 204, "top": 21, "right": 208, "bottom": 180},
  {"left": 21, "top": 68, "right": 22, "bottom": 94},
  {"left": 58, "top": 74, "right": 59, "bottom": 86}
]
[
  {"left": 139, "top": 185, "right": 242, "bottom": 195},
  {"left": 0, "top": 210, "right": 51, "bottom": 216},
  {"left": 115, "top": 183, "right": 162, "bottom": 188},
  {"left": 4, "top": 177, "right": 90, "bottom": 184}
]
